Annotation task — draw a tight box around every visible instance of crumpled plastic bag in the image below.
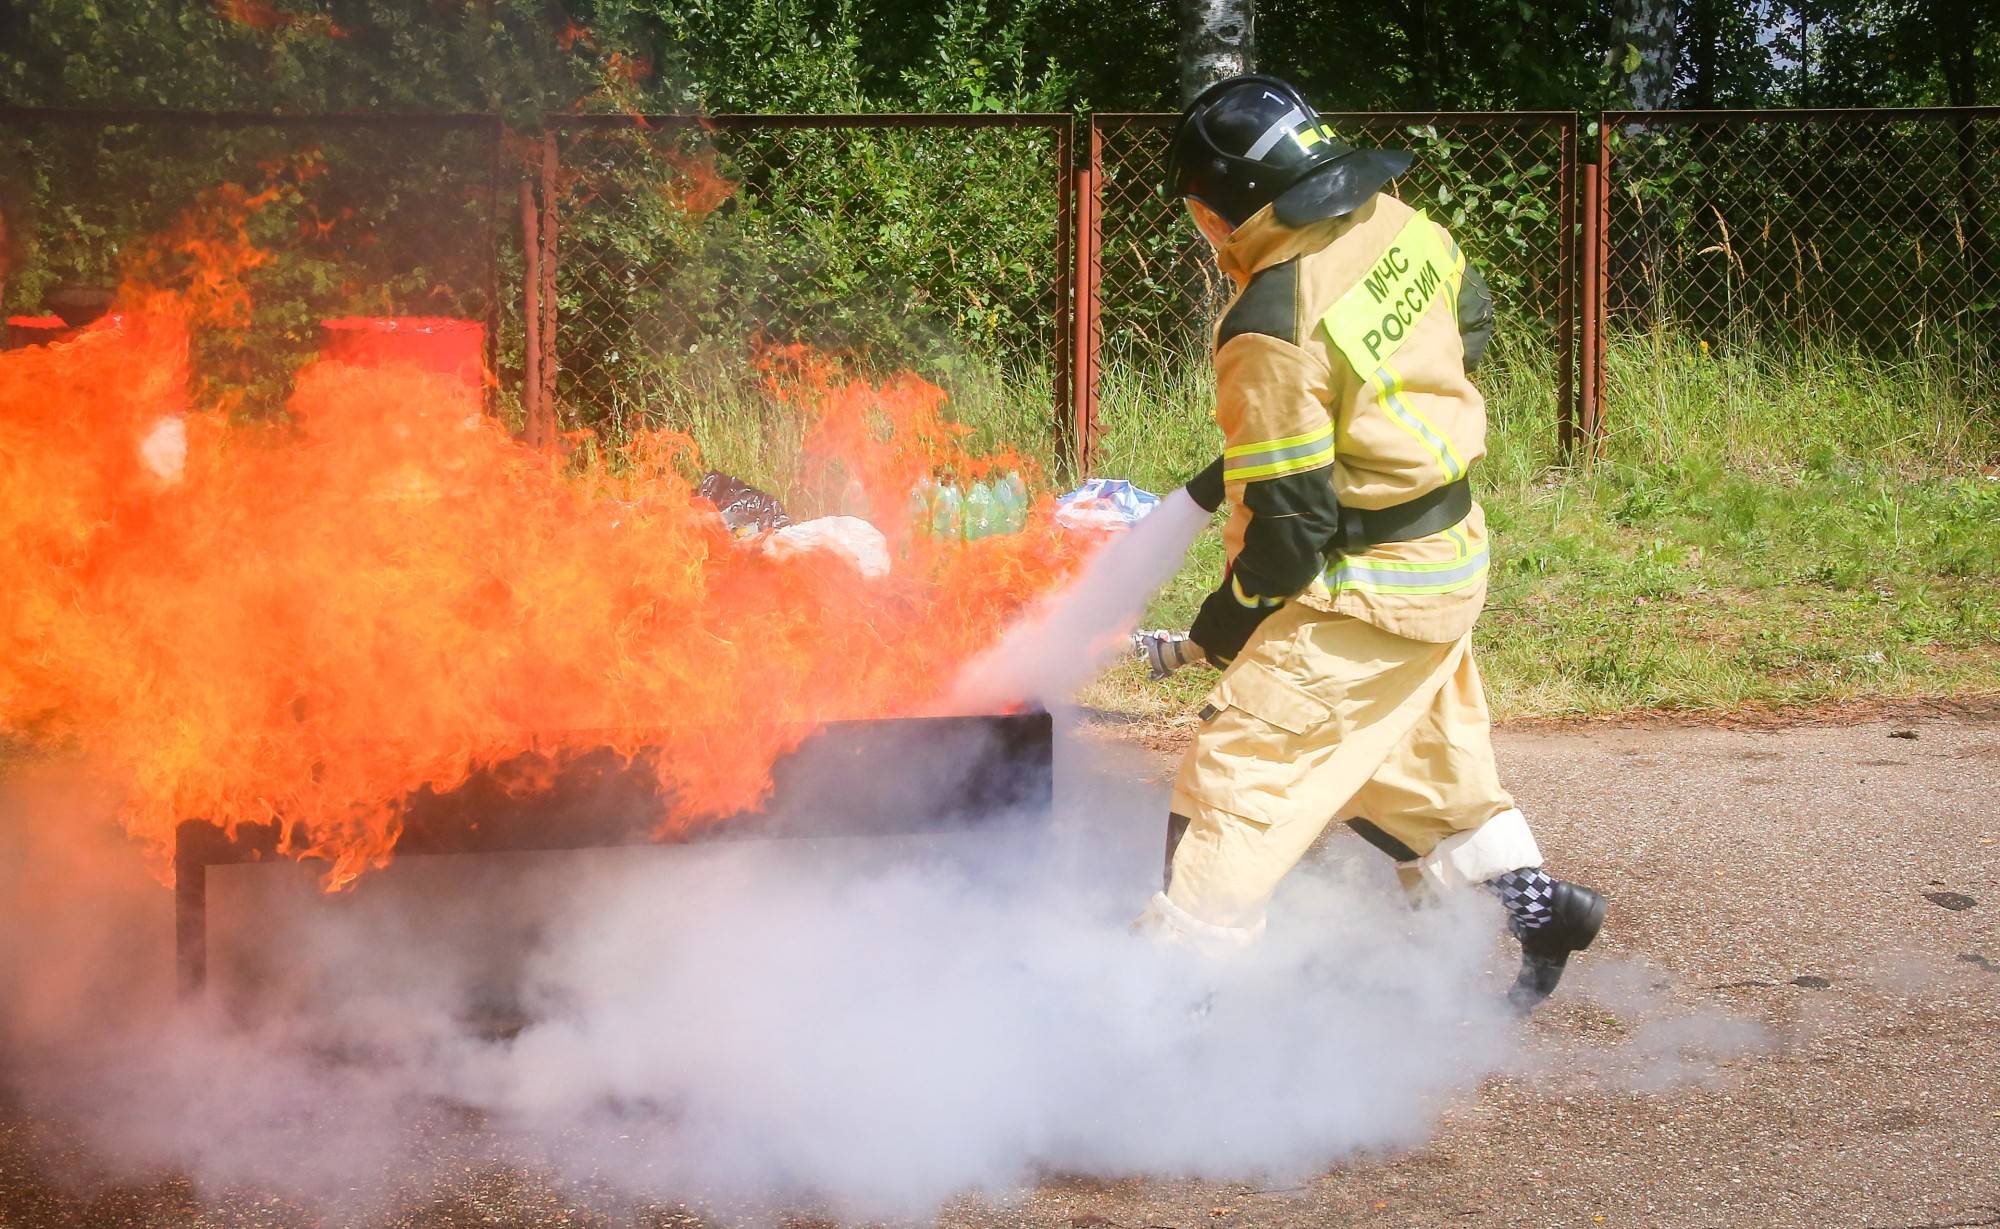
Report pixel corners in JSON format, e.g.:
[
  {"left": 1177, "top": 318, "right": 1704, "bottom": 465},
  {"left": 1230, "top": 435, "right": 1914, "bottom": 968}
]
[
  {"left": 762, "top": 515, "right": 890, "bottom": 579},
  {"left": 1053, "top": 478, "right": 1160, "bottom": 533},
  {"left": 696, "top": 471, "right": 792, "bottom": 537}
]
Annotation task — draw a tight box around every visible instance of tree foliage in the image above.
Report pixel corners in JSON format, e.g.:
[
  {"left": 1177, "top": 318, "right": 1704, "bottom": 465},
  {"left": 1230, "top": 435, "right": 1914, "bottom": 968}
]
[
  {"left": 0, "top": 0, "right": 1987, "bottom": 116},
  {"left": 0, "top": 0, "right": 1988, "bottom": 435}
]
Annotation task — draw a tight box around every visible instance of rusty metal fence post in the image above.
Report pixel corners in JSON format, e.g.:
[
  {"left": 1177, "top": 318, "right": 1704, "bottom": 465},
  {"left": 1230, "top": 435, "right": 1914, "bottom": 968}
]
[
  {"left": 1577, "top": 120, "right": 1610, "bottom": 453},
  {"left": 534, "top": 130, "right": 560, "bottom": 448},
  {"left": 519, "top": 177, "right": 542, "bottom": 438},
  {"left": 1054, "top": 116, "right": 1076, "bottom": 470},
  {"left": 1071, "top": 117, "right": 1105, "bottom": 475}
]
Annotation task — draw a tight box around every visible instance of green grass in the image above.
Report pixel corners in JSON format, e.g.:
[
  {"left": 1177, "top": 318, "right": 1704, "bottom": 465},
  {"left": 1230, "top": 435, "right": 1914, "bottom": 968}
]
[
  {"left": 1075, "top": 327, "right": 2000, "bottom": 723},
  {"left": 568, "top": 326, "right": 2000, "bottom": 724}
]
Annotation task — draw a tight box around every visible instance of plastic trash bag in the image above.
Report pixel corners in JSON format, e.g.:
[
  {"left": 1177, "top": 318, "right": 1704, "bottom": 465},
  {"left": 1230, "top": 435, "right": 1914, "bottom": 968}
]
[
  {"left": 1053, "top": 478, "right": 1160, "bottom": 533},
  {"left": 762, "top": 516, "right": 891, "bottom": 579},
  {"left": 696, "top": 471, "right": 791, "bottom": 537}
]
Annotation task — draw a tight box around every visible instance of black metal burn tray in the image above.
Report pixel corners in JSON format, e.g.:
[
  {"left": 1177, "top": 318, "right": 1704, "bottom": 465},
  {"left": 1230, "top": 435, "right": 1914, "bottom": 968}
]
[{"left": 174, "top": 711, "right": 1052, "bottom": 991}]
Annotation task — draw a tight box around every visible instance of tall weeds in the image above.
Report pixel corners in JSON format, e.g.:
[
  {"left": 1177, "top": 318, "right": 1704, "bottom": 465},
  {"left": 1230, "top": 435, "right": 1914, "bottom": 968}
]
[{"left": 558, "top": 326, "right": 2000, "bottom": 719}]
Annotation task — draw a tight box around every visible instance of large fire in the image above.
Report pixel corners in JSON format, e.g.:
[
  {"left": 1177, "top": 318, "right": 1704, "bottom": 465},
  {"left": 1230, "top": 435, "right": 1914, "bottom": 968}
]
[{"left": 0, "top": 209, "right": 1078, "bottom": 889}]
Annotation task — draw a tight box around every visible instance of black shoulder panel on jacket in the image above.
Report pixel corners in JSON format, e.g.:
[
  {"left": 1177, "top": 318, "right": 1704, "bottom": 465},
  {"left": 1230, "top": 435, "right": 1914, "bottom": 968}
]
[{"left": 1216, "top": 257, "right": 1300, "bottom": 348}]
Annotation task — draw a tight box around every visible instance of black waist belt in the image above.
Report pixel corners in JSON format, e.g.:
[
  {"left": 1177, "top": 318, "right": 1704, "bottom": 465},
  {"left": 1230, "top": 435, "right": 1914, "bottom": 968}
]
[{"left": 1334, "top": 477, "right": 1472, "bottom": 554}]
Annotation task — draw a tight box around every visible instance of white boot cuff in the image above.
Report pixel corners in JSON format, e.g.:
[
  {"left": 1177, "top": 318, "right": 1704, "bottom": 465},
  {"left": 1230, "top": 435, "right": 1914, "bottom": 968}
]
[
  {"left": 1417, "top": 808, "right": 1544, "bottom": 892},
  {"left": 1134, "top": 891, "right": 1265, "bottom": 955}
]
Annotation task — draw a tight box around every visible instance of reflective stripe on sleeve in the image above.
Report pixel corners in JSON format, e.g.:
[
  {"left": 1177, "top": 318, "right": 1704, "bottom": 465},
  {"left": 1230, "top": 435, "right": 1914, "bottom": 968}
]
[
  {"left": 1221, "top": 423, "right": 1336, "bottom": 482},
  {"left": 1230, "top": 573, "right": 1285, "bottom": 608}
]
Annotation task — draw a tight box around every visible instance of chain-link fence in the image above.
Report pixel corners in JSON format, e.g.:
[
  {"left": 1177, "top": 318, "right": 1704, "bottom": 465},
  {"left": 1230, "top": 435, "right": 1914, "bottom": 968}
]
[
  {"left": 1078, "top": 111, "right": 1579, "bottom": 456},
  {"left": 539, "top": 114, "right": 1072, "bottom": 448},
  {"left": 10, "top": 105, "right": 1997, "bottom": 465},
  {"left": 1601, "top": 109, "right": 2000, "bottom": 352},
  {"left": 0, "top": 109, "right": 502, "bottom": 415}
]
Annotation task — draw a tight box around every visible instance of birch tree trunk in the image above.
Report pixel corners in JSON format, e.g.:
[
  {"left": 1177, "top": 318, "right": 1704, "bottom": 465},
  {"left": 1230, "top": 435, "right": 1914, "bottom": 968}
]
[
  {"left": 1609, "top": 0, "right": 1678, "bottom": 111},
  {"left": 1178, "top": 0, "right": 1255, "bottom": 106}
]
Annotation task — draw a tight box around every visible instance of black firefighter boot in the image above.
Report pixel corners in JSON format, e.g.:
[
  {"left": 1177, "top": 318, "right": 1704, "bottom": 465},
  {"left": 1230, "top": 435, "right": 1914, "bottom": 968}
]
[{"left": 1488, "top": 868, "right": 1608, "bottom": 1011}]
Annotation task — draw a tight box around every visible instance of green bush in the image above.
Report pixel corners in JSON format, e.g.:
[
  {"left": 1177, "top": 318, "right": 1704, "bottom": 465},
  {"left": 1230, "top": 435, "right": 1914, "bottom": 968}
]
[{"left": 551, "top": 120, "right": 1064, "bottom": 435}]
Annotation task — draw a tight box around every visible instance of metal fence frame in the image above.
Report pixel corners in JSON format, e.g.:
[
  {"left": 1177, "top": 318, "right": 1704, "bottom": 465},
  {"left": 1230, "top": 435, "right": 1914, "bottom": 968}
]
[
  {"left": 7, "top": 104, "right": 1996, "bottom": 469},
  {"left": 1582, "top": 105, "right": 2000, "bottom": 451}
]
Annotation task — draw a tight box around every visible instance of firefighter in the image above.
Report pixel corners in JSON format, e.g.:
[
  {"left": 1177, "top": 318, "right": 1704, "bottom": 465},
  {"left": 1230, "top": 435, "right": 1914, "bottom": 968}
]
[{"left": 1135, "top": 74, "right": 1605, "bottom": 1008}]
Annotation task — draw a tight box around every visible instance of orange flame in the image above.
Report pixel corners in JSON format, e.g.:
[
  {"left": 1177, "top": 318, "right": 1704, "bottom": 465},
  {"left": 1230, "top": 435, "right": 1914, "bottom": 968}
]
[
  {"left": 217, "top": 0, "right": 287, "bottom": 30},
  {"left": 215, "top": 0, "right": 346, "bottom": 37},
  {"left": 0, "top": 211, "right": 1078, "bottom": 890},
  {"left": 661, "top": 147, "right": 738, "bottom": 220}
]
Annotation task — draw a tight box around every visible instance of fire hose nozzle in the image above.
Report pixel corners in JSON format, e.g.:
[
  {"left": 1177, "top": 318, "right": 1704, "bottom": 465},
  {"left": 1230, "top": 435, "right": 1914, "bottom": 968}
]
[{"left": 1135, "top": 629, "right": 1201, "bottom": 680}]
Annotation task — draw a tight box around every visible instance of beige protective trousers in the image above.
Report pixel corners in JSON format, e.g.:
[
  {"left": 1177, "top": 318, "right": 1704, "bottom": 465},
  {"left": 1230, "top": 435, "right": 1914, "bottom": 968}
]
[{"left": 1145, "top": 601, "right": 1542, "bottom": 949}]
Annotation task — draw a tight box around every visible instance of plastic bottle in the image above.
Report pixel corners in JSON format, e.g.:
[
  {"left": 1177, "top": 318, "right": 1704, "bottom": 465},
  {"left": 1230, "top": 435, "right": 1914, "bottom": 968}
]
[
  {"left": 931, "top": 483, "right": 963, "bottom": 540},
  {"left": 986, "top": 482, "right": 1013, "bottom": 537},
  {"left": 985, "top": 474, "right": 1009, "bottom": 532},
  {"left": 999, "top": 471, "right": 1028, "bottom": 531},
  {"left": 839, "top": 475, "right": 870, "bottom": 519},
  {"left": 905, "top": 479, "right": 936, "bottom": 538},
  {"left": 965, "top": 481, "right": 996, "bottom": 541}
]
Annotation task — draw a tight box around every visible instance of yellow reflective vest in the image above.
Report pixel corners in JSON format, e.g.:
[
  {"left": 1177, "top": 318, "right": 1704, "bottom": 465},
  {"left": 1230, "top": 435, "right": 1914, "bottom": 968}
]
[{"left": 1209, "top": 192, "right": 1490, "bottom": 644}]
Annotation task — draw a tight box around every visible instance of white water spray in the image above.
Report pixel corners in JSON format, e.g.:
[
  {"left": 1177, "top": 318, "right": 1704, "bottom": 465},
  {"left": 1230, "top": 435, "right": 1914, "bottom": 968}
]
[{"left": 948, "top": 486, "right": 1212, "bottom": 712}]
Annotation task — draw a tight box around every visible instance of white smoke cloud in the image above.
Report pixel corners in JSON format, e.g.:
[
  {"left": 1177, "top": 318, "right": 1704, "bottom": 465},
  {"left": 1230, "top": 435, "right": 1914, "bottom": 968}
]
[
  {"left": 0, "top": 733, "right": 1530, "bottom": 1223},
  {"left": 947, "top": 487, "right": 1212, "bottom": 714},
  {"left": 0, "top": 726, "right": 1767, "bottom": 1225}
]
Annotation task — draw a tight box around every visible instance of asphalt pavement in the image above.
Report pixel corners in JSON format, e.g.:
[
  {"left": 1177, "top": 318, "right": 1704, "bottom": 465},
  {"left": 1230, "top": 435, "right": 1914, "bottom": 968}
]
[
  {"left": 2, "top": 707, "right": 1996, "bottom": 1229},
  {"left": 996, "top": 707, "right": 2000, "bottom": 1229}
]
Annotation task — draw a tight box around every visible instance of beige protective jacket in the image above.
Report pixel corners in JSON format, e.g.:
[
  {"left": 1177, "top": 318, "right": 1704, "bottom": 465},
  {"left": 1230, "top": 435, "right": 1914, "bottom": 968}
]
[{"left": 1189, "top": 193, "right": 1494, "bottom": 657}]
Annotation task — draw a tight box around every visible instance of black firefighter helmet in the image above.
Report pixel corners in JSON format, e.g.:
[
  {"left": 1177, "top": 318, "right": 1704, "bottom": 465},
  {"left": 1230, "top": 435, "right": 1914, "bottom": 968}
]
[{"left": 1165, "top": 74, "right": 1413, "bottom": 228}]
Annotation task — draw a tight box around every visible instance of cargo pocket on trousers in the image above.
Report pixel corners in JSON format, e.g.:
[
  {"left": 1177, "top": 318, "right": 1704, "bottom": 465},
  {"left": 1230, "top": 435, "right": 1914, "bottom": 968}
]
[{"left": 1203, "top": 660, "right": 1331, "bottom": 736}]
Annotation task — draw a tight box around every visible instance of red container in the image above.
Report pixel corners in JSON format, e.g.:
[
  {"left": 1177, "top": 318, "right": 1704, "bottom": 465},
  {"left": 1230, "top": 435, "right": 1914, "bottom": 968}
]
[
  {"left": 318, "top": 317, "right": 484, "bottom": 391},
  {"left": 5, "top": 315, "right": 73, "bottom": 349}
]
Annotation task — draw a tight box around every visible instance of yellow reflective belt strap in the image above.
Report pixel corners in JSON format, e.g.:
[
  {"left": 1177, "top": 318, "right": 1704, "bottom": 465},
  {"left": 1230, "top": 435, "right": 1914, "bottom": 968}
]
[
  {"left": 1321, "top": 211, "right": 1459, "bottom": 373},
  {"left": 1220, "top": 422, "right": 1336, "bottom": 483},
  {"left": 1323, "top": 530, "right": 1489, "bottom": 597}
]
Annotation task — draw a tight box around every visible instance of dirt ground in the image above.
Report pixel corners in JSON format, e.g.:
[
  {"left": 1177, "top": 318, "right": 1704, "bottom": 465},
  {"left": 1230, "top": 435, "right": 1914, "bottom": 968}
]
[{"left": 3, "top": 707, "right": 1997, "bottom": 1229}]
